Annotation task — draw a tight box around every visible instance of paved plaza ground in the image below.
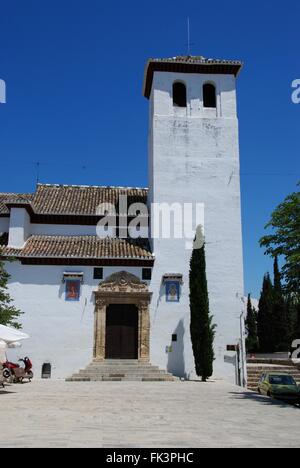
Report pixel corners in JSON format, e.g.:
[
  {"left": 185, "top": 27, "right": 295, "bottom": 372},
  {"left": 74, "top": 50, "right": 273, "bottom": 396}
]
[{"left": 0, "top": 380, "right": 299, "bottom": 448}]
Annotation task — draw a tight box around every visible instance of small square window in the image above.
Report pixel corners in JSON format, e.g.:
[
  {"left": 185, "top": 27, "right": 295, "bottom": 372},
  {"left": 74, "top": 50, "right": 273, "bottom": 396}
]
[
  {"left": 94, "top": 268, "right": 103, "bottom": 280},
  {"left": 172, "top": 334, "right": 177, "bottom": 343},
  {"left": 142, "top": 268, "right": 152, "bottom": 280}
]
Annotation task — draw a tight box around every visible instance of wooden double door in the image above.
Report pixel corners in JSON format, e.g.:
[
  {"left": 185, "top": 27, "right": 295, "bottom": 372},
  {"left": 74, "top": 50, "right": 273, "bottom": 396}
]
[{"left": 105, "top": 304, "right": 138, "bottom": 359}]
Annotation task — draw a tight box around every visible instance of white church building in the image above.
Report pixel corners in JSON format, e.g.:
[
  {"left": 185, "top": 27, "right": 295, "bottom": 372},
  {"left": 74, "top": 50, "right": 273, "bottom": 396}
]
[{"left": 0, "top": 56, "right": 246, "bottom": 384}]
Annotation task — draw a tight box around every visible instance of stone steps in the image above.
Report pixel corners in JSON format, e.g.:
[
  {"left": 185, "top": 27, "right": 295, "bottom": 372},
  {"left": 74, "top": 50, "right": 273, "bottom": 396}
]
[
  {"left": 248, "top": 370, "right": 300, "bottom": 376},
  {"left": 82, "top": 362, "right": 160, "bottom": 366},
  {"left": 248, "top": 359, "right": 293, "bottom": 366},
  {"left": 79, "top": 370, "right": 167, "bottom": 376},
  {"left": 69, "top": 376, "right": 175, "bottom": 382},
  {"left": 247, "top": 366, "right": 300, "bottom": 371},
  {"left": 248, "top": 370, "right": 300, "bottom": 377},
  {"left": 79, "top": 366, "right": 163, "bottom": 372},
  {"left": 78, "top": 370, "right": 170, "bottom": 377},
  {"left": 86, "top": 362, "right": 161, "bottom": 368},
  {"left": 248, "top": 358, "right": 300, "bottom": 366},
  {"left": 67, "top": 360, "right": 177, "bottom": 382}
]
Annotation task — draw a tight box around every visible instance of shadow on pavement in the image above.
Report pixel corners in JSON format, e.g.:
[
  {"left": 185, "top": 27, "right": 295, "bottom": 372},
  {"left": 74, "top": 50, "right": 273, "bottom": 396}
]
[
  {"left": 187, "top": 380, "right": 216, "bottom": 384},
  {"left": 229, "top": 391, "right": 300, "bottom": 410}
]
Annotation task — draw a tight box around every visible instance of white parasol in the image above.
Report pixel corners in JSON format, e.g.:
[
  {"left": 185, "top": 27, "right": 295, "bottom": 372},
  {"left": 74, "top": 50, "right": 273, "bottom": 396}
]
[
  {"left": 0, "top": 325, "right": 29, "bottom": 362},
  {"left": 0, "top": 339, "right": 7, "bottom": 362},
  {"left": 0, "top": 325, "right": 29, "bottom": 344}
]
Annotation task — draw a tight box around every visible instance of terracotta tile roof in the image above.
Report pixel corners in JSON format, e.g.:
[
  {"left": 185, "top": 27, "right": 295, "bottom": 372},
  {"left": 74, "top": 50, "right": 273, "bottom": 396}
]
[
  {"left": 0, "top": 184, "right": 148, "bottom": 217},
  {"left": 2, "top": 235, "right": 154, "bottom": 260},
  {"left": 149, "top": 55, "right": 243, "bottom": 65},
  {"left": 33, "top": 184, "right": 148, "bottom": 216},
  {"left": 0, "top": 193, "right": 33, "bottom": 215}
]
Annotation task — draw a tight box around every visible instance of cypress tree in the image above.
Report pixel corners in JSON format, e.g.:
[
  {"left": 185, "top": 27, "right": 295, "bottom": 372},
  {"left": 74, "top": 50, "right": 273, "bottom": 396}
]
[
  {"left": 189, "top": 240, "right": 216, "bottom": 382},
  {"left": 272, "top": 257, "right": 288, "bottom": 351},
  {"left": 257, "top": 273, "right": 274, "bottom": 352},
  {"left": 285, "top": 295, "right": 295, "bottom": 348},
  {"left": 287, "top": 301, "right": 300, "bottom": 358},
  {"left": 273, "top": 256, "right": 282, "bottom": 292},
  {"left": 245, "top": 294, "right": 258, "bottom": 353},
  {"left": 294, "top": 303, "right": 300, "bottom": 342}
]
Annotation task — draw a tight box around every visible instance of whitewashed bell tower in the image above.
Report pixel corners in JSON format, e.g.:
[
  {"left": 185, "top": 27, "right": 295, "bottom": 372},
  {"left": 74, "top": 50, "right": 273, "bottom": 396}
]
[{"left": 143, "top": 56, "right": 246, "bottom": 383}]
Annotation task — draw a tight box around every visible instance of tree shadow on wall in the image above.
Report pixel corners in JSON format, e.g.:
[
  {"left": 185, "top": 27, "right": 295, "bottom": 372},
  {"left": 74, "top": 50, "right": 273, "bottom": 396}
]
[{"left": 167, "top": 320, "right": 187, "bottom": 379}]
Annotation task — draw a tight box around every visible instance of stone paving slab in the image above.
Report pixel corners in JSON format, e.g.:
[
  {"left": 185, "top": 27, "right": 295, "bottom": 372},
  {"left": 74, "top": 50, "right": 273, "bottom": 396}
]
[{"left": 0, "top": 380, "right": 299, "bottom": 448}]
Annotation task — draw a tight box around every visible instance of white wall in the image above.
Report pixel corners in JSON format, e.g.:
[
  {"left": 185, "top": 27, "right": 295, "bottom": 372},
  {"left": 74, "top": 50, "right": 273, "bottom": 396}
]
[
  {"left": 148, "top": 71, "right": 245, "bottom": 383},
  {"left": 153, "top": 72, "right": 237, "bottom": 119},
  {"left": 8, "top": 208, "right": 30, "bottom": 248},
  {"left": 5, "top": 262, "right": 145, "bottom": 379},
  {"left": 25, "top": 223, "right": 146, "bottom": 239},
  {"left": 31, "top": 224, "right": 99, "bottom": 236},
  {"left": 6, "top": 217, "right": 148, "bottom": 241}
]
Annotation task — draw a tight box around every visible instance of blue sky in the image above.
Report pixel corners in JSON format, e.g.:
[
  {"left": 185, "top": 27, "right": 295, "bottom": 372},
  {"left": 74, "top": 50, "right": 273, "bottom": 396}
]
[{"left": 0, "top": 1, "right": 299, "bottom": 297}]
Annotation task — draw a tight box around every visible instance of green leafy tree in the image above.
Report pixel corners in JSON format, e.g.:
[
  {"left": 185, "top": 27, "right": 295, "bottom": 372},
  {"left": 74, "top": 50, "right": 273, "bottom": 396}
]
[
  {"left": 245, "top": 294, "right": 258, "bottom": 353},
  {"left": 257, "top": 274, "right": 274, "bottom": 352},
  {"left": 189, "top": 240, "right": 216, "bottom": 382},
  {"left": 0, "top": 254, "right": 23, "bottom": 329},
  {"left": 260, "top": 185, "right": 300, "bottom": 297}
]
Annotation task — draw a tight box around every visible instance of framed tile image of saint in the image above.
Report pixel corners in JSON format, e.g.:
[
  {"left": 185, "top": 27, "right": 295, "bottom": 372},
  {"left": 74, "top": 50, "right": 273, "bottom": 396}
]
[
  {"left": 166, "top": 281, "right": 180, "bottom": 302},
  {"left": 65, "top": 279, "right": 81, "bottom": 302}
]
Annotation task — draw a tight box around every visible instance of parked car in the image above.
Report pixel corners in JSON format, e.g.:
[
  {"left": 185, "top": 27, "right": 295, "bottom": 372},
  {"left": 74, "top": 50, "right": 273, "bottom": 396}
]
[{"left": 258, "top": 372, "right": 300, "bottom": 405}]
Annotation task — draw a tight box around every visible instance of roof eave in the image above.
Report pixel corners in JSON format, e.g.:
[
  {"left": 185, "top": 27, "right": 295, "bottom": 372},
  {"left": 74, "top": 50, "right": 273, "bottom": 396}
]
[{"left": 143, "top": 59, "right": 243, "bottom": 99}]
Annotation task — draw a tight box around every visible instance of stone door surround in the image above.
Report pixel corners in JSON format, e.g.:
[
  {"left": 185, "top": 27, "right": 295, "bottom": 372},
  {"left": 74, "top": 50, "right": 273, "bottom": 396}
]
[{"left": 94, "top": 271, "right": 152, "bottom": 362}]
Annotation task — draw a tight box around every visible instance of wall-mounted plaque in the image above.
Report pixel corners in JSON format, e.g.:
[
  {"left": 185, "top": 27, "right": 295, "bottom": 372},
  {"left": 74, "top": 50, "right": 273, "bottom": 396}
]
[
  {"left": 166, "top": 280, "right": 180, "bottom": 303},
  {"left": 65, "top": 280, "right": 81, "bottom": 302}
]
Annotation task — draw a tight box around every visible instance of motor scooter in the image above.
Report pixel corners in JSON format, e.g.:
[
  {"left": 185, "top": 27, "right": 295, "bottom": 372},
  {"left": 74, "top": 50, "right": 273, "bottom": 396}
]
[{"left": 3, "top": 357, "right": 33, "bottom": 383}]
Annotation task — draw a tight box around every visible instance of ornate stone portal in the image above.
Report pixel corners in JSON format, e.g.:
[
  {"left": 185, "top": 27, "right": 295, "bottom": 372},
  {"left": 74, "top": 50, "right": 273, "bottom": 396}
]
[{"left": 94, "top": 271, "right": 152, "bottom": 362}]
